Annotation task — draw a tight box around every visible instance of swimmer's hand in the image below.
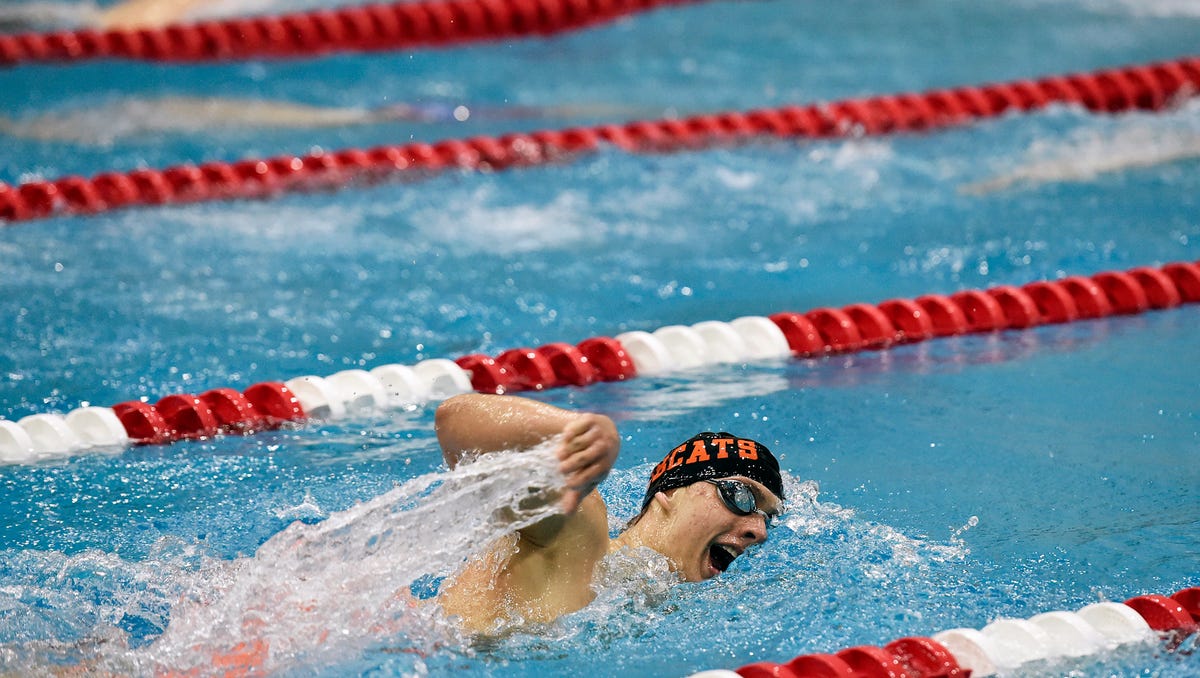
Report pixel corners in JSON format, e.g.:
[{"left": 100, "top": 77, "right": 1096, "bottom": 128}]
[{"left": 556, "top": 414, "right": 619, "bottom": 514}]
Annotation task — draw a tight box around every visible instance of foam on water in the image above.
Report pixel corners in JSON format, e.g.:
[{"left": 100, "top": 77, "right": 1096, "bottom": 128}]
[{"left": 413, "top": 187, "right": 603, "bottom": 255}]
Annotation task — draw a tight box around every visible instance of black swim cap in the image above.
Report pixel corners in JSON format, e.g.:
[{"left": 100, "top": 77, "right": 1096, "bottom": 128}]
[{"left": 642, "top": 432, "right": 784, "bottom": 510}]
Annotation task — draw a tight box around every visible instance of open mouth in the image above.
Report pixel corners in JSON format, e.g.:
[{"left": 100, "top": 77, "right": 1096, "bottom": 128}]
[{"left": 708, "top": 543, "right": 738, "bottom": 573}]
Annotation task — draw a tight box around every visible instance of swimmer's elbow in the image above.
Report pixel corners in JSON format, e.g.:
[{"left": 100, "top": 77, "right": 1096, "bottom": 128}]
[
  {"left": 434, "top": 393, "right": 470, "bottom": 431},
  {"left": 435, "top": 394, "right": 483, "bottom": 467}
]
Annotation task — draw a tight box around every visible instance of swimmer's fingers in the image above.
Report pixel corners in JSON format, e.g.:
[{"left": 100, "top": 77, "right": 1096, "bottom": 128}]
[
  {"left": 557, "top": 414, "right": 618, "bottom": 513},
  {"left": 563, "top": 458, "right": 610, "bottom": 497},
  {"left": 557, "top": 415, "right": 619, "bottom": 476},
  {"left": 557, "top": 415, "right": 602, "bottom": 454},
  {"left": 560, "top": 487, "right": 584, "bottom": 514},
  {"left": 559, "top": 473, "right": 602, "bottom": 513},
  {"left": 557, "top": 430, "right": 606, "bottom": 473}
]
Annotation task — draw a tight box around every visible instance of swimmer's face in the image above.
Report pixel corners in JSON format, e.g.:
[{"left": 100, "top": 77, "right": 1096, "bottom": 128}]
[{"left": 654, "top": 475, "right": 780, "bottom": 582}]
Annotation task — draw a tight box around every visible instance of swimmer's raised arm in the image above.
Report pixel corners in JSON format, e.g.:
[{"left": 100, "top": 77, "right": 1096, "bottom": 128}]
[{"left": 435, "top": 393, "right": 619, "bottom": 515}]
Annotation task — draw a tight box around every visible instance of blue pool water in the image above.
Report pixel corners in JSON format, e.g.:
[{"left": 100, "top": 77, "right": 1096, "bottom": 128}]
[{"left": 2, "top": 0, "right": 1199, "bottom": 675}]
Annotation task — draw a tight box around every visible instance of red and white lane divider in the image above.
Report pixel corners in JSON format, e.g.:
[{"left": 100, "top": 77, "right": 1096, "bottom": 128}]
[
  {"left": 687, "top": 587, "right": 1200, "bottom": 678},
  {"left": 0, "top": 359, "right": 473, "bottom": 462},
  {"left": 1, "top": 260, "right": 1198, "bottom": 463},
  {"left": 3, "top": 56, "right": 1199, "bottom": 225}
]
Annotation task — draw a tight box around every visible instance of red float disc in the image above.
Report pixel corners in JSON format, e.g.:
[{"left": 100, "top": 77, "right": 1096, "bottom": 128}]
[
  {"left": 1170, "top": 587, "right": 1200, "bottom": 622},
  {"left": 806, "top": 308, "right": 864, "bottom": 352},
  {"left": 536, "top": 343, "right": 598, "bottom": 387},
  {"left": 915, "top": 295, "right": 968, "bottom": 337},
  {"left": 736, "top": 662, "right": 800, "bottom": 678},
  {"left": 111, "top": 401, "right": 171, "bottom": 445},
  {"left": 1022, "top": 281, "right": 1079, "bottom": 324},
  {"left": 1125, "top": 594, "right": 1198, "bottom": 632},
  {"left": 155, "top": 394, "right": 220, "bottom": 439},
  {"left": 496, "top": 348, "right": 557, "bottom": 391},
  {"left": 784, "top": 653, "right": 857, "bottom": 677},
  {"left": 243, "top": 382, "right": 306, "bottom": 422},
  {"left": 844, "top": 303, "right": 898, "bottom": 348},
  {"left": 877, "top": 299, "right": 934, "bottom": 343},
  {"left": 835, "top": 645, "right": 911, "bottom": 678},
  {"left": 200, "top": 388, "right": 267, "bottom": 431},
  {"left": 949, "top": 289, "right": 1006, "bottom": 332},
  {"left": 884, "top": 637, "right": 964, "bottom": 677},
  {"left": 576, "top": 337, "right": 636, "bottom": 381},
  {"left": 769, "top": 312, "right": 826, "bottom": 357},
  {"left": 986, "top": 285, "right": 1042, "bottom": 329},
  {"left": 454, "top": 354, "right": 512, "bottom": 394}
]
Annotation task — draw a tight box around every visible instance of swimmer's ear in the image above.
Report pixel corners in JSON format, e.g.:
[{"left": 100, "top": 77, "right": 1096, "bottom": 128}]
[{"left": 651, "top": 490, "right": 673, "bottom": 514}]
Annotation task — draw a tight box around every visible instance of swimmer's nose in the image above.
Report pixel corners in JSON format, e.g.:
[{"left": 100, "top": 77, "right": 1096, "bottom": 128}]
[{"left": 740, "top": 514, "right": 768, "bottom": 545}]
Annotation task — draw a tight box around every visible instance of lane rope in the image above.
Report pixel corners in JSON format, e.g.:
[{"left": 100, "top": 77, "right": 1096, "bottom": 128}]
[
  {"left": 0, "top": 0, "right": 703, "bottom": 66},
  {"left": 689, "top": 586, "right": 1200, "bottom": 678},
  {"left": 1, "top": 55, "right": 1198, "bottom": 225},
  {"left": 1, "top": 259, "right": 1197, "bottom": 463}
]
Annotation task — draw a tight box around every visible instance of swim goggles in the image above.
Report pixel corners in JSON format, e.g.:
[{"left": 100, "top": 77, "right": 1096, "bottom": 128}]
[{"left": 705, "top": 478, "right": 777, "bottom": 526}]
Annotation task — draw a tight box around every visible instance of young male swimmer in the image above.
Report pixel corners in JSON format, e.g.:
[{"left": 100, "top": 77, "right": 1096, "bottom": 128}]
[
  {"left": 39, "top": 392, "right": 783, "bottom": 673},
  {"left": 434, "top": 393, "right": 784, "bottom": 631}
]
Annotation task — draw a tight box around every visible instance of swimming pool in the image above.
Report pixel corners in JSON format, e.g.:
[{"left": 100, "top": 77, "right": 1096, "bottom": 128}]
[{"left": 2, "top": 0, "right": 1199, "bottom": 675}]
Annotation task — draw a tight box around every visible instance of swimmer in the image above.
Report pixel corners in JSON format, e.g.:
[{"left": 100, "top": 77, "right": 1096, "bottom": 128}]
[
  {"left": 0, "top": 0, "right": 291, "bottom": 32},
  {"left": 0, "top": 96, "right": 663, "bottom": 145},
  {"left": 21, "top": 393, "right": 783, "bottom": 673},
  {"left": 433, "top": 393, "right": 784, "bottom": 632},
  {"left": 93, "top": 0, "right": 273, "bottom": 30}
]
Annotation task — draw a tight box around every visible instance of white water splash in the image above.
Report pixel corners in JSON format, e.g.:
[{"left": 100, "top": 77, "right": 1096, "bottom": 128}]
[
  {"left": 141, "top": 444, "right": 564, "bottom": 674},
  {"left": 961, "top": 102, "right": 1200, "bottom": 195},
  {"left": 413, "top": 187, "right": 603, "bottom": 255},
  {"left": 0, "top": 443, "right": 567, "bottom": 675},
  {"left": 778, "top": 476, "right": 971, "bottom": 582}
]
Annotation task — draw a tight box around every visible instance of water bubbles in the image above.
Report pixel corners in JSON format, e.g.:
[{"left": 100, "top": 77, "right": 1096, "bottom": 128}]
[
  {"left": 273, "top": 491, "right": 326, "bottom": 523},
  {"left": 950, "top": 516, "right": 981, "bottom": 545}
]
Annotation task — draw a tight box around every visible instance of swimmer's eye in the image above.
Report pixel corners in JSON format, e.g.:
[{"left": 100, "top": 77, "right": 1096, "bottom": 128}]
[{"left": 706, "top": 479, "right": 777, "bottom": 527}]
